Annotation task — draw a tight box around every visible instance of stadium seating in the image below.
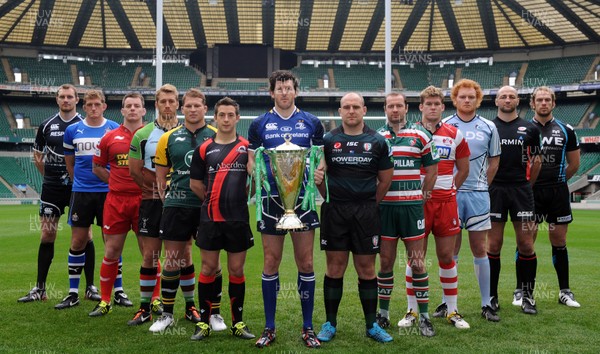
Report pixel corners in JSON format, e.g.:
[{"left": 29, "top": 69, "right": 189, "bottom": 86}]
[
  {"left": 8, "top": 100, "right": 63, "bottom": 126},
  {"left": 7, "top": 57, "right": 72, "bottom": 86},
  {"left": 15, "top": 157, "right": 42, "bottom": 193},
  {"left": 0, "top": 106, "right": 14, "bottom": 137},
  {"left": 291, "top": 65, "right": 332, "bottom": 90},
  {"left": 75, "top": 61, "right": 136, "bottom": 89},
  {"left": 461, "top": 61, "right": 522, "bottom": 89},
  {"left": 216, "top": 81, "right": 268, "bottom": 91},
  {"left": 523, "top": 55, "right": 596, "bottom": 86},
  {"left": 140, "top": 64, "right": 202, "bottom": 89},
  {"left": 573, "top": 152, "right": 600, "bottom": 179},
  {"left": 522, "top": 102, "right": 590, "bottom": 127},
  {"left": 333, "top": 65, "right": 385, "bottom": 92},
  {"left": 0, "top": 156, "right": 30, "bottom": 185}
]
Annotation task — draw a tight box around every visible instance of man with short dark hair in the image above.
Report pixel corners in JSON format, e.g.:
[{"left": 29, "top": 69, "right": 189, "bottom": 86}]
[
  {"left": 316, "top": 92, "right": 394, "bottom": 343},
  {"left": 18, "top": 84, "right": 100, "bottom": 303}
]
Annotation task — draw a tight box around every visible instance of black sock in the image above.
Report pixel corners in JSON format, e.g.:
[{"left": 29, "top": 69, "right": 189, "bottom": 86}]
[
  {"left": 36, "top": 242, "right": 54, "bottom": 289},
  {"left": 229, "top": 275, "right": 246, "bottom": 324},
  {"left": 488, "top": 252, "right": 501, "bottom": 298},
  {"left": 212, "top": 268, "right": 222, "bottom": 315},
  {"left": 161, "top": 269, "right": 180, "bottom": 315},
  {"left": 84, "top": 240, "right": 95, "bottom": 287},
  {"left": 358, "top": 278, "right": 378, "bottom": 330},
  {"left": 515, "top": 247, "right": 521, "bottom": 290},
  {"left": 518, "top": 252, "right": 537, "bottom": 299},
  {"left": 323, "top": 275, "right": 343, "bottom": 327},
  {"left": 197, "top": 275, "right": 214, "bottom": 324},
  {"left": 552, "top": 245, "right": 569, "bottom": 290}
]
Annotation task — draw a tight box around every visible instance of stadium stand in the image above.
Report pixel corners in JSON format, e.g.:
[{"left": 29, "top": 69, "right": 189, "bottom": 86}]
[
  {"left": 460, "top": 61, "right": 522, "bottom": 89},
  {"left": 216, "top": 81, "right": 268, "bottom": 91},
  {"left": 523, "top": 102, "right": 590, "bottom": 127},
  {"left": 8, "top": 101, "right": 63, "bottom": 127},
  {"left": 0, "top": 106, "right": 14, "bottom": 136},
  {"left": 333, "top": 65, "right": 385, "bottom": 91},
  {"left": 15, "top": 157, "right": 42, "bottom": 193},
  {"left": 573, "top": 152, "right": 600, "bottom": 179},
  {"left": 291, "top": 64, "right": 333, "bottom": 90},
  {"left": 523, "top": 55, "right": 596, "bottom": 86},
  {"left": 75, "top": 61, "right": 136, "bottom": 89},
  {"left": 7, "top": 57, "right": 72, "bottom": 86}
]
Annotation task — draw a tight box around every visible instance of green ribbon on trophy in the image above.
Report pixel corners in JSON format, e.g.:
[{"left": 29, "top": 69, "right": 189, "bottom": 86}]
[{"left": 249, "top": 134, "right": 328, "bottom": 230}]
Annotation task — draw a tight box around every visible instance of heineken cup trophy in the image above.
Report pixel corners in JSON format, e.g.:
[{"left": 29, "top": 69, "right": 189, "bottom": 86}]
[{"left": 266, "top": 134, "right": 309, "bottom": 230}]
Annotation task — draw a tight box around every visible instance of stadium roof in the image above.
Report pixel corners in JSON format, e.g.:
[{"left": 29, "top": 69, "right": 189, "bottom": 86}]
[{"left": 0, "top": 0, "right": 599, "bottom": 54}]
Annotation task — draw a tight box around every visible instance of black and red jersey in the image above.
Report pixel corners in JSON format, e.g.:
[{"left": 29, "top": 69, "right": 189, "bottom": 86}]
[{"left": 190, "top": 135, "right": 249, "bottom": 222}]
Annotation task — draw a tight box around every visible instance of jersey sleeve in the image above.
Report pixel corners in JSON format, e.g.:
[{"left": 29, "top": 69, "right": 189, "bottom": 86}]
[
  {"left": 455, "top": 129, "right": 471, "bottom": 159},
  {"left": 189, "top": 143, "right": 206, "bottom": 181},
  {"left": 421, "top": 138, "right": 439, "bottom": 167},
  {"left": 488, "top": 123, "right": 501, "bottom": 157},
  {"left": 33, "top": 124, "right": 46, "bottom": 153},
  {"left": 565, "top": 124, "right": 580, "bottom": 152},
  {"left": 247, "top": 117, "right": 263, "bottom": 151},
  {"left": 93, "top": 132, "right": 110, "bottom": 166},
  {"left": 310, "top": 114, "right": 325, "bottom": 147},
  {"left": 154, "top": 130, "right": 171, "bottom": 167},
  {"left": 377, "top": 136, "right": 394, "bottom": 170},
  {"left": 129, "top": 130, "right": 144, "bottom": 160},
  {"left": 63, "top": 125, "right": 75, "bottom": 155}
]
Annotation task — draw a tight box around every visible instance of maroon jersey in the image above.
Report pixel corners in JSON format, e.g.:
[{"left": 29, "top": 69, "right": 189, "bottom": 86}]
[{"left": 190, "top": 136, "right": 249, "bottom": 222}]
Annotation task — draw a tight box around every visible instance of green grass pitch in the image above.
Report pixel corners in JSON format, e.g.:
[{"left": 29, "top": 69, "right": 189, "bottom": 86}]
[{"left": 0, "top": 205, "right": 598, "bottom": 353}]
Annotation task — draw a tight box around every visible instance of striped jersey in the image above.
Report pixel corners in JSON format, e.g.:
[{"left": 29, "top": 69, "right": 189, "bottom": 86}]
[
  {"left": 443, "top": 114, "right": 501, "bottom": 191},
  {"left": 190, "top": 136, "right": 249, "bottom": 222},
  {"left": 422, "top": 122, "right": 470, "bottom": 201},
  {"left": 377, "top": 123, "right": 439, "bottom": 205}
]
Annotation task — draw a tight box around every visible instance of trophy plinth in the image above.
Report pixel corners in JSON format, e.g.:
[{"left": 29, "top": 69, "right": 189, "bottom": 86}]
[{"left": 266, "top": 134, "right": 309, "bottom": 231}]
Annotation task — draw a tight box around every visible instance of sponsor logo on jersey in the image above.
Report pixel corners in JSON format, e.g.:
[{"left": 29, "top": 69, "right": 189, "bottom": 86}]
[
  {"left": 114, "top": 136, "right": 125, "bottom": 140},
  {"left": 206, "top": 148, "right": 220, "bottom": 155},
  {"left": 265, "top": 123, "right": 278, "bottom": 131},
  {"left": 237, "top": 146, "right": 247, "bottom": 153},
  {"left": 333, "top": 142, "right": 341, "bottom": 149},
  {"left": 50, "top": 131, "right": 64, "bottom": 137},
  {"left": 516, "top": 211, "right": 533, "bottom": 217},
  {"left": 175, "top": 137, "right": 186, "bottom": 142},
  {"left": 280, "top": 126, "right": 292, "bottom": 132},
  {"left": 50, "top": 124, "right": 60, "bottom": 130}
]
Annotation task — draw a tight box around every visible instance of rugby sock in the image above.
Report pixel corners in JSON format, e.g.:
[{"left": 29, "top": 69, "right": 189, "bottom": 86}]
[
  {"left": 474, "top": 256, "right": 492, "bottom": 307},
  {"left": 114, "top": 256, "right": 124, "bottom": 294},
  {"left": 358, "top": 278, "right": 378, "bottom": 330},
  {"left": 180, "top": 264, "right": 196, "bottom": 309},
  {"left": 412, "top": 272, "right": 430, "bottom": 319},
  {"left": 83, "top": 240, "right": 95, "bottom": 287},
  {"left": 68, "top": 249, "right": 85, "bottom": 295},
  {"left": 229, "top": 275, "right": 246, "bottom": 324},
  {"left": 519, "top": 252, "right": 537, "bottom": 299},
  {"left": 377, "top": 271, "right": 394, "bottom": 318},
  {"left": 211, "top": 268, "right": 222, "bottom": 316},
  {"left": 443, "top": 255, "right": 459, "bottom": 304},
  {"left": 261, "top": 272, "right": 279, "bottom": 329},
  {"left": 152, "top": 261, "right": 161, "bottom": 302},
  {"left": 405, "top": 265, "right": 418, "bottom": 312},
  {"left": 36, "top": 242, "right": 54, "bottom": 289},
  {"left": 298, "top": 272, "right": 315, "bottom": 329},
  {"left": 323, "top": 275, "right": 343, "bottom": 327},
  {"left": 197, "top": 273, "right": 215, "bottom": 324},
  {"left": 440, "top": 261, "right": 458, "bottom": 313},
  {"left": 100, "top": 257, "right": 119, "bottom": 303},
  {"left": 552, "top": 245, "right": 569, "bottom": 290},
  {"left": 515, "top": 248, "right": 521, "bottom": 291},
  {"left": 488, "top": 252, "right": 501, "bottom": 299},
  {"left": 140, "top": 267, "right": 156, "bottom": 311},
  {"left": 161, "top": 269, "right": 180, "bottom": 315}
]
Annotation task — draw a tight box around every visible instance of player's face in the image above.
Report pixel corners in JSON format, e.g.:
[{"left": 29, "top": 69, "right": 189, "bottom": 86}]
[
  {"left": 270, "top": 79, "right": 297, "bottom": 111},
  {"left": 121, "top": 97, "right": 146, "bottom": 124},
  {"left": 385, "top": 95, "right": 408, "bottom": 125},
  {"left": 56, "top": 88, "right": 79, "bottom": 113},
  {"left": 181, "top": 96, "right": 207, "bottom": 125},
  {"left": 419, "top": 96, "right": 445, "bottom": 129},
  {"left": 531, "top": 91, "right": 555, "bottom": 118},
  {"left": 156, "top": 92, "right": 179, "bottom": 120},
  {"left": 496, "top": 87, "right": 519, "bottom": 113},
  {"left": 214, "top": 105, "right": 239, "bottom": 135},
  {"left": 455, "top": 87, "right": 477, "bottom": 116},
  {"left": 339, "top": 94, "right": 366, "bottom": 128},
  {"left": 83, "top": 98, "right": 106, "bottom": 120}
]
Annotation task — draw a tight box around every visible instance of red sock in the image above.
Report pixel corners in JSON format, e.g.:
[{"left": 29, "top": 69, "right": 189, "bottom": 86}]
[
  {"left": 152, "top": 260, "right": 161, "bottom": 302},
  {"left": 100, "top": 257, "right": 119, "bottom": 303}
]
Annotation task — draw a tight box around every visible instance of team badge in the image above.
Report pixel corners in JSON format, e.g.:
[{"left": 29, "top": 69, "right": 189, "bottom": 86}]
[
  {"left": 363, "top": 143, "right": 372, "bottom": 151},
  {"left": 71, "top": 213, "right": 79, "bottom": 222},
  {"left": 237, "top": 145, "right": 247, "bottom": 153},
  {"left": 372, "top": 235, "right": 379, "bottom": 247}
]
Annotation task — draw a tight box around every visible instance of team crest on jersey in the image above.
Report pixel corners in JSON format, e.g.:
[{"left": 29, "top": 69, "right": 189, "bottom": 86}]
[
  {"left": 295, "top": 122, "right": 306, "bottom": 130},
  {"left": 409, "top": 138, "right": 416, "bottom": 146},
  {"left": 237, "top": 146, "right": 247, "bottom": 153},
  {"left": 71, "top": 213, "right": 79, "bottom": 222},
  {"left": 363, "top": 143, "right": 372, "bottom": 152},
  {"left": 185, "top": 150, "right": 194, "bottom": 167}
]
